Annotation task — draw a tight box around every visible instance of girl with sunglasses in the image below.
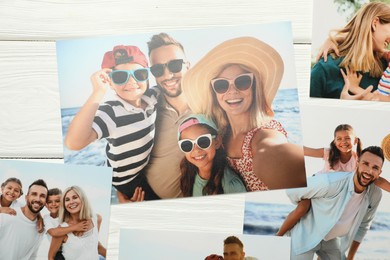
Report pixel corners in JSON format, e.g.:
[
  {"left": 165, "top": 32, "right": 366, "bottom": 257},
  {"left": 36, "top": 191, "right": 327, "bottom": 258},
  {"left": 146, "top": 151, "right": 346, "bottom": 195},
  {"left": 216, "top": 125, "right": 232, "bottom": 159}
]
[
  {"left": 178, "top": 114, "right": 246, "bottom": 197},
  {"left": 182, "top": 37, "right": 306, "bottom": 191},
  {"left": 65, "top": 45, "right": 160, "bottom": 203}
]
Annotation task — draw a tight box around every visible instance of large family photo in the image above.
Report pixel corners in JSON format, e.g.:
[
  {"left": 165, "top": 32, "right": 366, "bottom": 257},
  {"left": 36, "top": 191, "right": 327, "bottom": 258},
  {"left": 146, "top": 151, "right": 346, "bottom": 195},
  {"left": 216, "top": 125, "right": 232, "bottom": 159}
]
[
  {"left": 0, "top": 160, "right": 112, "bottom": 259},
  {"left": 57, "top": 22, "right": 307, "bottom": 204}
]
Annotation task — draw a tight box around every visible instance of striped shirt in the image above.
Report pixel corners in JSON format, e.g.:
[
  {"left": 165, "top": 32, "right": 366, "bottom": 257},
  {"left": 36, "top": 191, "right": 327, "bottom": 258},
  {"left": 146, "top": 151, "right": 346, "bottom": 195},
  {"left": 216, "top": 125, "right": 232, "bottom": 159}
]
[
  {"left": 92, "top": 88, "right": 158, "bottom": 187},
  {"left": 378, "top": 63, "right": 390, "bottom": 96}
]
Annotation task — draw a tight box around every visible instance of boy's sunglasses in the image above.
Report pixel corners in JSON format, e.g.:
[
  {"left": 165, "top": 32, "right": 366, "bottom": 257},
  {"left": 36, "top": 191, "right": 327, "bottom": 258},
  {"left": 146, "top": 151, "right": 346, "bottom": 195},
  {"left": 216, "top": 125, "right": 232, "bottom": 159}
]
[
  {"left": 210, "top": 73, "right": 254, "bottom": 94},
  {"left": 178, "top": 133, "right": 216, "bottom": 153},
  {"left": 109, "top": 68, "right": 150, "bottom": 85},
  {"left": 150, "top": 59, "right": 185, "bottom": 77}
]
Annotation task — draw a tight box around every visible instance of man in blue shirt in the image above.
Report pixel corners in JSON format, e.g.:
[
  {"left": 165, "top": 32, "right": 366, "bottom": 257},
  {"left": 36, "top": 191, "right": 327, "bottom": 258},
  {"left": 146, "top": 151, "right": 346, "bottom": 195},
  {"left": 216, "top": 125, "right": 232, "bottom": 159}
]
[{"left": 287, "top": 146, "right": 384, "bottom": 259}]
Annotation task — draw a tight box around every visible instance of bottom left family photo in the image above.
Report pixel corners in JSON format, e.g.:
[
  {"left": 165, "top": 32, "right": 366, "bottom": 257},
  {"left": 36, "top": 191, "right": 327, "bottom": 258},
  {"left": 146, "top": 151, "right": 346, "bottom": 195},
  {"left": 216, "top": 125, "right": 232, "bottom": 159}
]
[{"left": 0, "top": 160, "right": 113, "bottom": 260}]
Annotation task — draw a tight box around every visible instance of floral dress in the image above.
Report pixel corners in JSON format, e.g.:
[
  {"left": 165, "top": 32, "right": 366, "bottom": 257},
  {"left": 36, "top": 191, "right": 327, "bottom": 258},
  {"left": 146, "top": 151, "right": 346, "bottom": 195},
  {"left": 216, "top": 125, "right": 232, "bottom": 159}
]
[{"left": 227, "top": 120, "right": 287, "bottom": 191}]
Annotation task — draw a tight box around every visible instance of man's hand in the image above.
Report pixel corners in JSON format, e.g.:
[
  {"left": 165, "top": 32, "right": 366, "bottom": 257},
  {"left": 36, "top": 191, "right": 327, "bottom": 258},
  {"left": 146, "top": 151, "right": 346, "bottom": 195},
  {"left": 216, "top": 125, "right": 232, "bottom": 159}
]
[{"left": 36, "top": 213, "right": 45, "bottom": 233}]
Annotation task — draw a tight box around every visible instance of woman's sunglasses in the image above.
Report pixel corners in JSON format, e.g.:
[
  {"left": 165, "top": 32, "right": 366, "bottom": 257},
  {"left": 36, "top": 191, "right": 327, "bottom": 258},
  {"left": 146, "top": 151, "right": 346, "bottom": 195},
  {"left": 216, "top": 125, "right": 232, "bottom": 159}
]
[
  {"left": 178, "top": 133, "right": 216, "bottom": 153},
  {"left": 109, "top": 68, "right": 150, "bottom": 85},
  {"left": 210, "top": 73, "right": 254, "bottom": 94},
  {"left": 150, "top": 59, "right": 185, "bottom": 77}
]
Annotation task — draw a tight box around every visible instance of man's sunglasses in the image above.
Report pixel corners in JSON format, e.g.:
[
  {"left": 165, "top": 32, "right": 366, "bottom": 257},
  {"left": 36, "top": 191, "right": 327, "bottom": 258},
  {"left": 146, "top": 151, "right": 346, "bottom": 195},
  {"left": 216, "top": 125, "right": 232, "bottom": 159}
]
[
  {"left": 210, "top": 73, "right": 254, "bottom": 94},
  {"left": 150, "top": 59, "right": 185, "bottom": 77},
  {"left": 178, "top": 134, "right": 216, "bottom": 153},
  {"left": 109, "top": 68, "right": 150, "bottom": 85}
]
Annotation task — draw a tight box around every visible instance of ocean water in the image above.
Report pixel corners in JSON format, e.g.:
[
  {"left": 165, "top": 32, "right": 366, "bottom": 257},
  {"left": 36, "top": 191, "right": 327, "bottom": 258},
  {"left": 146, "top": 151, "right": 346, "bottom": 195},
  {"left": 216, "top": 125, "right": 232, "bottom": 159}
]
[
  {"left": 61, "top": 88, "right": 302, "bottom": 203},
  {"left": 244, "top": 201, "right": 390, "bottom": 259}
]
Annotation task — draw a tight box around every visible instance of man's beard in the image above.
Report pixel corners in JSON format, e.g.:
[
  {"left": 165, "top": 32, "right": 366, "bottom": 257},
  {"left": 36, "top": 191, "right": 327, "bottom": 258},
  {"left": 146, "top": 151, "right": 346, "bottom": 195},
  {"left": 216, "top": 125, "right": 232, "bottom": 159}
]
[
  {"left": 27, "top": 200, "right": 44, "bottom": 214},
  {"left": 159, "top": 84, "right": 182, "bottom": 98},
  {"left": 356, "top": 168, "right": 375, "bottom": 188}
]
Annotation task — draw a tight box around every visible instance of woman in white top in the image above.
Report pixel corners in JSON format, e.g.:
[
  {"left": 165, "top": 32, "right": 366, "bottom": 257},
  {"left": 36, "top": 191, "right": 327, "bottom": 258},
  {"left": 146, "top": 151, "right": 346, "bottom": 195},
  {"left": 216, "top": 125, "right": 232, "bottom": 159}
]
[{"left": 48, "top": 186, "right": 106, "bottom": 260}]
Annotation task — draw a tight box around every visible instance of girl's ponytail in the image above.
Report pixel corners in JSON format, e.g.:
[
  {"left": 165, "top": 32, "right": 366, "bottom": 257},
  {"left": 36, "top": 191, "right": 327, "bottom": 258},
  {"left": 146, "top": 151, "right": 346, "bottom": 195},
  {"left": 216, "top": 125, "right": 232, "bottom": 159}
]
[
  {"left": 356, "top": 137, "right": 362, "bottom": 157},
  {"left": 328, "top": 140, "right": 340, "bottom": 170}
]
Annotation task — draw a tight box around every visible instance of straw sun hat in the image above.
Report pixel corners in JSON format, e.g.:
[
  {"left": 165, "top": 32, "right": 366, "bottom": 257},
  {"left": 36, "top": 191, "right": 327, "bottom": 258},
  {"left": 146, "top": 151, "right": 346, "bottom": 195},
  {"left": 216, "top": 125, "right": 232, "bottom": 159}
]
[
  {"left": 182, "top": 36, "right": 284, "bottom": 114},
  {"left": 382, "top": 134, "right": 390, "bottom": 161}
]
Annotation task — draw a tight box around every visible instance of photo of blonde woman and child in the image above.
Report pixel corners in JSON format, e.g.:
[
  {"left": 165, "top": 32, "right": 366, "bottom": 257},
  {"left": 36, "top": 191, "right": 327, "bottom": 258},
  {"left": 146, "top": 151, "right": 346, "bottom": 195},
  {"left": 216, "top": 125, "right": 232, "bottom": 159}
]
[
  {"left": 57, "top": 21, "right": 307, "bottom": 204},
  {"left": 0, "top": 160, "right": 112, "bottom": 260},
  {"left": 310, "top": 1, "right": 390, "bottom": 102},
  {"left": 244, "top": 102, "right": 390, "bottom": 259}
]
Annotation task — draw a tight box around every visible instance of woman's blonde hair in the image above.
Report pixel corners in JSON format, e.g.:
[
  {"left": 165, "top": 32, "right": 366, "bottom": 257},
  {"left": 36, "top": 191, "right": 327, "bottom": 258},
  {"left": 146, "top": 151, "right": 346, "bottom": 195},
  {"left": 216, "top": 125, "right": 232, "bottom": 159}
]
[
  {"left": 59, "top": 186, "right": 93, "bottom": 223},
  {"left": 330, "top": 2, "right": 390, "bottom": 77},
  {"left": 208, "top": 64, "right": 273, "bottom": 135}
]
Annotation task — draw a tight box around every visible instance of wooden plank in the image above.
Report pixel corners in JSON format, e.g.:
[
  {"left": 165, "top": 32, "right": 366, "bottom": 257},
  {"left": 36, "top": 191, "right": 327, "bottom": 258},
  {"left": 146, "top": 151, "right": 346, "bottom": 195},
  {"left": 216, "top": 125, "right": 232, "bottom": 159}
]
[
  {"left": 107, "top": 194, "right": 245, "bottom": 259},
  {"left": 0, "top": 0, "right": 312, "bottom": 42}
]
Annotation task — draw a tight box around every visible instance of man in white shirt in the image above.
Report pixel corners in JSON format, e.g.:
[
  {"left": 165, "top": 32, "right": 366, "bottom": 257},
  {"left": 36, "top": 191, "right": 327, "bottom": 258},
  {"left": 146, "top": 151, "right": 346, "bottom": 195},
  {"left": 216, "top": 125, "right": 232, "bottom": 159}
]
[{"left": 0, "top": 179, "right": 48, "bottom": 260}]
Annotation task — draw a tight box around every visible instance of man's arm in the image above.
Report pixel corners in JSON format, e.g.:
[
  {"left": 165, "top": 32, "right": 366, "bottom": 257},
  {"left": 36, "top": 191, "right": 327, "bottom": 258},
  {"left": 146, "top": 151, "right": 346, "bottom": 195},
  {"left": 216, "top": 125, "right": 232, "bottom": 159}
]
[
  {"left": 347, "top": 186, "right": 382, "bottom": 258},
  {"left": 286, "top": 173, "right": 338, "bottom": 204}
]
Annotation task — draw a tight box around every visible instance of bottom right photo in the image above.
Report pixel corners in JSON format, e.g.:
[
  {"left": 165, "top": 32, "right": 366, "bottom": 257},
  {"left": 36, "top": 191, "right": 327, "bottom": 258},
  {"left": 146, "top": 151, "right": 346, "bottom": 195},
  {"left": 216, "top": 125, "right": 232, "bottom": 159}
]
[
  {"left": 118, "top": 229, "right": 290, "bottom": 259},
  {"left": 244, "top": 103, "right": 390, "bottom": 259}
]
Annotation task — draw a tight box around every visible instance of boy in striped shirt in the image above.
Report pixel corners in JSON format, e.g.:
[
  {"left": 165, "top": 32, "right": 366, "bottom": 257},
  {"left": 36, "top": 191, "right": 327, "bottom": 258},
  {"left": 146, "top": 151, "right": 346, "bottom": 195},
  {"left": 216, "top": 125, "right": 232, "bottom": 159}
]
[{"left": 65, "top": 45, "right": 159, "bottom": 202}]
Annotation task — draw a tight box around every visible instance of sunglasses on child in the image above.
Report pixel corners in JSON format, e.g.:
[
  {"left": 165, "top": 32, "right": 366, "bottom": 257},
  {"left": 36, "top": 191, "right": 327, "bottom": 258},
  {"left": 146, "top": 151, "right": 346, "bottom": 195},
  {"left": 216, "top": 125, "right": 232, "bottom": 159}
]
[
  {"left": 109, "top": 68, "right": 150, "bottom": 85},
  {"left": 150, "top": 59, "right": 185, "bottom": 77},
  {"left": 178, "top": 133, "right": 216, "bottom": 153},
  {"left": 210, "top": 73, "right": 254, "bottom": 94}
]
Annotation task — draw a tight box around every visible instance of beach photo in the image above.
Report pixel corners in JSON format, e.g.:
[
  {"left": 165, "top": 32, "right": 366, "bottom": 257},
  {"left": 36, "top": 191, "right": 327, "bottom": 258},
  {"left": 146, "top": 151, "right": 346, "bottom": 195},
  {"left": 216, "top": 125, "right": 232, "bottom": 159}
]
[
  {"left": 118, "top": 229, "right": 290, "bottom": 259},
  {"left": 57, "top": 21, "right": 307, "bottom": 203},
  {"left": 244, "top": 103, "right": 390, "bottom": 259},
  {"left": 0, "top": 160, "right": 112, "bottom": 260},
  {"left": 310, "top": 0, "right": 390, "bottom": 102}
]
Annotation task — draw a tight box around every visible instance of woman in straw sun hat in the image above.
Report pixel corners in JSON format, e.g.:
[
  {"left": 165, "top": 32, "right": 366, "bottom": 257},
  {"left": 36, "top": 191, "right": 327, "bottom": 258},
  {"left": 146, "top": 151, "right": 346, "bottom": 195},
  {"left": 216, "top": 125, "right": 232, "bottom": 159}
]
[{"left": 182, "top": 37, "right": 306, "bottom": 191}]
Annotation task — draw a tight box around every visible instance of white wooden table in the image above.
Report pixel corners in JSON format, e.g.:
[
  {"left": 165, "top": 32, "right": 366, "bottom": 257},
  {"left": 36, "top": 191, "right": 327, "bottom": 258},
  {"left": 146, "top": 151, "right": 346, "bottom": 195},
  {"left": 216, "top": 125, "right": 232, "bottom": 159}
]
[{"left": 1, "top": 0, "right": 390, "bottom": 259}]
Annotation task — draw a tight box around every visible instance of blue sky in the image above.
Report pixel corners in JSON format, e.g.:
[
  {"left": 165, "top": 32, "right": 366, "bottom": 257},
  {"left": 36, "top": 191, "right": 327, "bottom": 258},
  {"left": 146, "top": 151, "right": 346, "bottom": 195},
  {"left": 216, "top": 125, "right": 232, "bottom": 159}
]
[{"left": 56, "top": 22, "right": 296, "bottom": 108}]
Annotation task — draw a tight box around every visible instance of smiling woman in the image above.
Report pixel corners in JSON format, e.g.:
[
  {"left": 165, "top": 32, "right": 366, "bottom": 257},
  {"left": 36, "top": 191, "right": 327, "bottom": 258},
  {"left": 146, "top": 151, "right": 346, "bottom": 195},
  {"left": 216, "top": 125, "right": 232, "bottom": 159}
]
[
  {"left": 182, "top": 37, "right": 307, "bottom": 191},
  {"left": 48, "top": 186, "right": 106, "bottom": 260}
]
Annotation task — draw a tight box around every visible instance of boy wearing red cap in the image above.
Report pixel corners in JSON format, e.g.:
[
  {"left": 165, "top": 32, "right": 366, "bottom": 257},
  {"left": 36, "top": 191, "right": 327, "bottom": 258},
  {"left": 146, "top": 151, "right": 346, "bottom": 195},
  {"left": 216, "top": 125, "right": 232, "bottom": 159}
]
[{"left": 65, "top": 45, "right": 159, "bottom": 202}]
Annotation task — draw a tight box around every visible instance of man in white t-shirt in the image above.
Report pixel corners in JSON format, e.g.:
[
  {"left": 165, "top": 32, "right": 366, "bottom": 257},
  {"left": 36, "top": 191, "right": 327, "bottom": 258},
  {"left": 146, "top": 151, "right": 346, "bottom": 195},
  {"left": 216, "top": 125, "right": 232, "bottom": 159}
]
[
  {"left": 0, "top": 179, "right": 48, "bottom": 260},
  {"left": 287, "top": 146, "right": 384, "bottom": 259}
]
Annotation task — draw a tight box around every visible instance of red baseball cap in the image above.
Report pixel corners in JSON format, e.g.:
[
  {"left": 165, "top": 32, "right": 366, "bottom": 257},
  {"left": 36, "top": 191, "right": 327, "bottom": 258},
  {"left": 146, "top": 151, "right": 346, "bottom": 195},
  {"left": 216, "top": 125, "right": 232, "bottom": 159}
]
[{"left": 101, "top": 45, "right": 148, "bottom": 69}]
